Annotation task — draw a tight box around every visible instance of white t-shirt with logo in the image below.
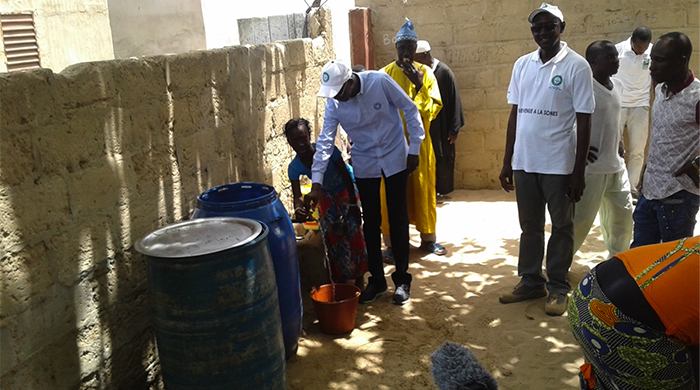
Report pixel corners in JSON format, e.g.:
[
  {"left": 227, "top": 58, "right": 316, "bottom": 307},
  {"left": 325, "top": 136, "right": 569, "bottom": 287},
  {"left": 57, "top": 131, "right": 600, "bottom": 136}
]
[
  {"left": 507, "top": 42, "right": 595, "bottom": 175},
  {"left": 612, "top": 38, "right": 652, "bottom": 107},
  {"left": 587, "top": 79, "right": 625, "bottom": 175}
]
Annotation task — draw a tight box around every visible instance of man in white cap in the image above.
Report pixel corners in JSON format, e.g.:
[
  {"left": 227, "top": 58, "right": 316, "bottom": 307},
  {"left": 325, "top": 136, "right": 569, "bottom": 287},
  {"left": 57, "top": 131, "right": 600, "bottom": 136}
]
[
  {"left": 414, "top": 40, "right": 466, "bottom": 201},
  {"left": 306, "top": 60, "right": 425, "bottom": 305},
  {"left": 498, "top": 3, "right": 594, "bottom": 316}
]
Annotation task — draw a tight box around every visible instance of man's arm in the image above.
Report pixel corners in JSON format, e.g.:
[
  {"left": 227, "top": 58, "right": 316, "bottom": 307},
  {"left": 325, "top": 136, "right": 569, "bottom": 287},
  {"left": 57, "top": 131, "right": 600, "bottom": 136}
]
[
  {"left": 568, "top": 113, "right": 592, "bottom": 202},
  {"left": 673, "top": 156, "right": 700, "bottom": 188},
  {"left": 498, "top": 105, "right": 518, "bottom": 192},
  {"left": 412, "top": 65, "right": 443, "bottom": 123},
  {"left": 306, "top": 102, "right": 340, "bottom": 208}
]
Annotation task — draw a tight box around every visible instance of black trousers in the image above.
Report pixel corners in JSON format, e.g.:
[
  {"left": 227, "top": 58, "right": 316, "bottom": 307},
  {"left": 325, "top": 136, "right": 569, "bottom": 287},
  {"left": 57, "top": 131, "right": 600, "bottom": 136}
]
[{"left": 355, "top": 169, "right": 412, "bottom": 286}]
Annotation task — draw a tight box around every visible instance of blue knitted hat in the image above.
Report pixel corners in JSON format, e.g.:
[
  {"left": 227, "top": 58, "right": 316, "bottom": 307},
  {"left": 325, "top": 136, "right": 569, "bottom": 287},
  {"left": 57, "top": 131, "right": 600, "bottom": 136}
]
[{"left": 396, "top": 18, "right": 418, "bottom": 42}]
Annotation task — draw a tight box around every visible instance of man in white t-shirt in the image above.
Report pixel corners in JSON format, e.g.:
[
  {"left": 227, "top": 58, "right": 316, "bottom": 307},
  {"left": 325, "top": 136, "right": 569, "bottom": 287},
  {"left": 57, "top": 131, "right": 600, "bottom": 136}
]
[
  {"left": 498, "top": 3, "right": 594, "bottom": 316},
  {"left": 612, "top": 27, "right": 653, "bottom": 196},
  {"left": 573, "top": 41, "right": 634, "bottom": 257}
]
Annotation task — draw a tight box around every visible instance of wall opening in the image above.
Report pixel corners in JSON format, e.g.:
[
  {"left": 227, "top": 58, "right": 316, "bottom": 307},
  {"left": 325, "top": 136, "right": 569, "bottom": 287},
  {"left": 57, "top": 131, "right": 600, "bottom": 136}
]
[{"left": 1, "top": 13, "right": 40, "bottom": 72}]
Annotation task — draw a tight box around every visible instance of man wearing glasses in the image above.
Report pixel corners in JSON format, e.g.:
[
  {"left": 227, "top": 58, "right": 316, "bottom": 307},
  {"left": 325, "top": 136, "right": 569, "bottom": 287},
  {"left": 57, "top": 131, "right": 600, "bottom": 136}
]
[
  {"left": 306, "top": 60, "right": 425, "bottom": 305},
  {"left": 498, "top": 3, "right": 594, "bottom": 316}
]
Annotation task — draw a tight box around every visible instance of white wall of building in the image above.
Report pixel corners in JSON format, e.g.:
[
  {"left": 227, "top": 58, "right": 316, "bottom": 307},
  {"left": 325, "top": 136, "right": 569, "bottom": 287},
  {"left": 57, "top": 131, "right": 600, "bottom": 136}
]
[
  {"left": 0, "top": 0, "right": 114, "bottom": 72},
  {"left": 200, "top": 0, "right": 354, "bottom": 63}
]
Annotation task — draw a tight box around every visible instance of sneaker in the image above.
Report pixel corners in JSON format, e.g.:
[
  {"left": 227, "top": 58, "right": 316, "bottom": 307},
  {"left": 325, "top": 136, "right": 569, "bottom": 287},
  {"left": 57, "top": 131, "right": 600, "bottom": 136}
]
[
  {"left": 359, "top": 282, "right": 388, "bottom": 303},
  {"left": 545, "top": 293, "right": 569, "bottom": 316},
  {"left": 393, "top": 284, "right": 410, "bottom": 305},
  {"left": 499, "top": 282, "right": 547, "bottom": 304}
]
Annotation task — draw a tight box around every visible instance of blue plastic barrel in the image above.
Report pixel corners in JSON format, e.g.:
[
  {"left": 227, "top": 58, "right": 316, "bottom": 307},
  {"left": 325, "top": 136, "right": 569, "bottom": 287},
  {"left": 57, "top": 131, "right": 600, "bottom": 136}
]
[
  {"left": 135, "top": 217, "right": 286, "bottom": 390},
  {"left": 192, "top": 182, "right": 302, "bottom": 360}
]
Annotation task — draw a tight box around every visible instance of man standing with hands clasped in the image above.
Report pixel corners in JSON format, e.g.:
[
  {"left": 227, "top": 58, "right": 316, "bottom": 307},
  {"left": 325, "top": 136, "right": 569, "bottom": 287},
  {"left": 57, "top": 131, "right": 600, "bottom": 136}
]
[
  {"left": 498, "top": 3, "right": 594, "bottom": 316},
  {"left": 306, "top": 60, "right": 425, "bottom": 305}
]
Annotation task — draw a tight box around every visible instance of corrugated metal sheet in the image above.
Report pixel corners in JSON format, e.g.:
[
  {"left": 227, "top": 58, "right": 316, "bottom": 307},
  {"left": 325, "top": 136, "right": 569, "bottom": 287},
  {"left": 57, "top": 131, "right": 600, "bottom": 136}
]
[{"left": 1, "top": 13, "right": 40, "bottom": 72}]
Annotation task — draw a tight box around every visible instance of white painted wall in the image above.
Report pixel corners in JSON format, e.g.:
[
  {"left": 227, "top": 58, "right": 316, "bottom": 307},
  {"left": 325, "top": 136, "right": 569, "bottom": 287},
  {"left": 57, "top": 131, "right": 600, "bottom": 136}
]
[
  {"left": 200, "top": 0, "right": 354, "bottom": 63},
  {"left": 0, "top": 0, "right": 114, "bottom": 72},
  {"left": 108, "top": 0, "right": 206, "bottom": 58}
]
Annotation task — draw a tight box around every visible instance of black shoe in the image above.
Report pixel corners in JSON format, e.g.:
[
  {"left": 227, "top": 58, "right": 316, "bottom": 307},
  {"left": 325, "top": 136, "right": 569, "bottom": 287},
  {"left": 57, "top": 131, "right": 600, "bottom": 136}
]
[
  {"left": 359, "top": 282, "right": 388, "bottom": 303},
  {"left": 393, "top": 284, "right": 410, "bottom": 305}
]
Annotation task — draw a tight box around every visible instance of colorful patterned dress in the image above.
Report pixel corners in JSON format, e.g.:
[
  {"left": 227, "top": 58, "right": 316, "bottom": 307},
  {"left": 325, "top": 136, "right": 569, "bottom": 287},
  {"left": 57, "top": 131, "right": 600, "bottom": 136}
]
[
  {"left": 569, "top": 237, "right": 699, "bottom": 389},
  {"left": 288, "top": 145, "right": 368, "bottom": 282}
]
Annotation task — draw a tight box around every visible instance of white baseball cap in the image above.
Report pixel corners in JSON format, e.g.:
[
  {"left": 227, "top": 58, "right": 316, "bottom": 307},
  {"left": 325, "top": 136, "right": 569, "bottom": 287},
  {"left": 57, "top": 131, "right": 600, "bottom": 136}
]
[
  {"left": 528, "top": 3, "right": 564, "bottom": 23},
  {"left": 416, "top": 40, "right": 431, "bottom": 54},
  {"left": 317, "top": 60, "right": 353, "bottom": 98}
]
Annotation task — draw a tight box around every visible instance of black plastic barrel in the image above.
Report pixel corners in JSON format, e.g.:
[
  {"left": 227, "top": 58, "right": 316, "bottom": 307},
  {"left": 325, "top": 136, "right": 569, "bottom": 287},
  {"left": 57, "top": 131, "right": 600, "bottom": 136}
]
[
  {"left": 192, "top": 182, "right": 302, "bottom": 359},
  {"left": 135, "top": 217, "right": 286, "bottom": 390}
]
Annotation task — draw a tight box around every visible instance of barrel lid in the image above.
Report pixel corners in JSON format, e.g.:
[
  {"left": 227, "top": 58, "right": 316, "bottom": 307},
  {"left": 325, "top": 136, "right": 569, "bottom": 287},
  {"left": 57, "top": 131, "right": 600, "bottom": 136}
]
[{"left": 135, "top": 217, "right": 263, "bottom": 258}]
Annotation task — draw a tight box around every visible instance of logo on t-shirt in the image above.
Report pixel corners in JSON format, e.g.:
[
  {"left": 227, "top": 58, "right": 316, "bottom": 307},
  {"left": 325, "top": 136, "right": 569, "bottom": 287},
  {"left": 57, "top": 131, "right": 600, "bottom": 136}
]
[
  {"left": 642, "top": 59, "right": 650, "bottom": 70},
  {"left": 322, "top": 72, "right": 330, "bottom": 82},
  {"left": 550, "top": 75, "right": 563, "bottom": 90},
  {"left": 374, "top": 103, "right": 382, "bottom": 110}
]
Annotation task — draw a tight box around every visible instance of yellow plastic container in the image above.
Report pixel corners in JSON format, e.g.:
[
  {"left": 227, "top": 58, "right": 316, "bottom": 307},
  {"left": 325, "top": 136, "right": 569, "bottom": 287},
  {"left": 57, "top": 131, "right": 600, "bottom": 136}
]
[{"left": 300, "top": 184, "right": 320, "bottom": 231}]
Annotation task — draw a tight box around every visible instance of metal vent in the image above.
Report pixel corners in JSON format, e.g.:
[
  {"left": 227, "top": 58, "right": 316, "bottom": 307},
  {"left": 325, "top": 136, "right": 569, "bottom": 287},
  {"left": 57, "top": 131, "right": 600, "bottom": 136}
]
[{"left": 1, "top": 13, "right": 40, "bottom": 72}]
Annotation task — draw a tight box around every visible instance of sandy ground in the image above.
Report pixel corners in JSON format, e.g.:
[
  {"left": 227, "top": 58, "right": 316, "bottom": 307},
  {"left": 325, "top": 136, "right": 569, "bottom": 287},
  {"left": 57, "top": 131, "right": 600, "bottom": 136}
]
[{"left": 285, "top": 189, "right": 620, "bottom": 390}]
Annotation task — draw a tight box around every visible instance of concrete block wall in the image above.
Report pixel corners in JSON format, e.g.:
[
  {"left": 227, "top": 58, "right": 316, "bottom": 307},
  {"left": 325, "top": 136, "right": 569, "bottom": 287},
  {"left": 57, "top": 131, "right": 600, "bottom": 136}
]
[
  {"left": 0, "top": 7, "right": 334, "bottom": 390},
  {"left": 356, "top": 0, "right": 700, "bottom": 189}
]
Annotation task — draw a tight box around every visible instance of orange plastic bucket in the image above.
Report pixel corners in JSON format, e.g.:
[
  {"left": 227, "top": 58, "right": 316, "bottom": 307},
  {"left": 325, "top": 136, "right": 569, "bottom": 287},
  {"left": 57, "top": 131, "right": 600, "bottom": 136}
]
[{"left": 310, "top": 283, "right": 361, "bottom": 334}]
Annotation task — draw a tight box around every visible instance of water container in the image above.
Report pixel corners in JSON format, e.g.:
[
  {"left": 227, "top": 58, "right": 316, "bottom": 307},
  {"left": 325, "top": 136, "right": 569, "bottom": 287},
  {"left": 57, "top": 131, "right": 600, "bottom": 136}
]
[
  {"left": 135, "top": 217, "right": 286, "bottom": 390},
  {"left": 192, "top": 182, "right": 302, "bottom": 359}
]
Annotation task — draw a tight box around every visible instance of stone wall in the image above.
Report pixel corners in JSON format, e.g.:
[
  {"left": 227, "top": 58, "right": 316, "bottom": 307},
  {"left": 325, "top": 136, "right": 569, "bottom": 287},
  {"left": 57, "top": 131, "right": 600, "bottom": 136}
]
[
  {"left": 356, "top": 0, "right": 700, "bottom": 189},
  {"left": 0, "top": 8, "right": 334, "bottom": 390}
]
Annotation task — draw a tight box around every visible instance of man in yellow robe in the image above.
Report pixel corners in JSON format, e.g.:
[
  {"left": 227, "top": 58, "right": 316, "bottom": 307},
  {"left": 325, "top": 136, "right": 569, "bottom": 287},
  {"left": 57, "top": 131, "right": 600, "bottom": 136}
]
[{"left": 380, "top": 19, "right": 445, "bottom": 256}]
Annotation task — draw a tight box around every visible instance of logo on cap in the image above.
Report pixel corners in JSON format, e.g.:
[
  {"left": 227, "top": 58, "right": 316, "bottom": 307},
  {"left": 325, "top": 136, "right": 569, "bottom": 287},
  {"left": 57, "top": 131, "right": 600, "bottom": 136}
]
[{"left": 322, "top": 72, "right": 330, "bottom": 83}]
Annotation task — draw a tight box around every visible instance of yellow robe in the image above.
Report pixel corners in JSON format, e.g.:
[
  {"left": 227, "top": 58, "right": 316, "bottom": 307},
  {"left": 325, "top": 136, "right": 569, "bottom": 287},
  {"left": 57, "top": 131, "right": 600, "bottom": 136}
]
[{"left": 380, "top": 61, "right": 443, "bottom": 235}]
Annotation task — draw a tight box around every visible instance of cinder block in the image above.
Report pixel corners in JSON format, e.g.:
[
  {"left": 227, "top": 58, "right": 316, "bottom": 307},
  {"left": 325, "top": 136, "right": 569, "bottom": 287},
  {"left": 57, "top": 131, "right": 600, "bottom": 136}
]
[
  {"left": 238, "top": 17, "right": 271, "bottom": 45},
  {"left": 269, "top": 15, "right": 291, "bottom": 42},
  {"left": 0, "top": 69, "right": 59, "bottom": 128},
  {"left": 0, "top": 125, "right": 36, "bottom": 186}
]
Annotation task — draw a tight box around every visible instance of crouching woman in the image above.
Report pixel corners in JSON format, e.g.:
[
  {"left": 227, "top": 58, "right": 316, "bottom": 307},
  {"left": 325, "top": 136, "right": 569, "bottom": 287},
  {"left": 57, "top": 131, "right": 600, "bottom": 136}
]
[
  {"left": 285, "top": 118, "right": 368, "bottom": 284},
  {"left": 569, "top": 236, "right": 699, "bottom": 389}
]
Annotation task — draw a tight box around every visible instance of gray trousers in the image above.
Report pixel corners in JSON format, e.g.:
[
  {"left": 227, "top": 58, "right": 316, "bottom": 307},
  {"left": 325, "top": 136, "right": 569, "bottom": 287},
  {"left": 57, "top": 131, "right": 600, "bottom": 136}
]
[{"left": 513, "top": 170, "right": 574, "bottom": 295}]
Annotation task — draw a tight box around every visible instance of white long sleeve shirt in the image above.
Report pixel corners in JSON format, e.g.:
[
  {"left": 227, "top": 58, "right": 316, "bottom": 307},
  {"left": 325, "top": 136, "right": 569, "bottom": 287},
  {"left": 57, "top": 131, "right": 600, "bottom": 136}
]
[{"left": 312, "top": 70, "right": 424, "bottom": 182}]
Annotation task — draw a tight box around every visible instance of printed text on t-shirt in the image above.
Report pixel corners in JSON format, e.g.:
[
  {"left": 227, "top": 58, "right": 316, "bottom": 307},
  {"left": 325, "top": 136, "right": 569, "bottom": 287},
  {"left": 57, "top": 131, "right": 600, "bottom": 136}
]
[{"left": 518, "top": 107, "right": 559, "bottom": 116}]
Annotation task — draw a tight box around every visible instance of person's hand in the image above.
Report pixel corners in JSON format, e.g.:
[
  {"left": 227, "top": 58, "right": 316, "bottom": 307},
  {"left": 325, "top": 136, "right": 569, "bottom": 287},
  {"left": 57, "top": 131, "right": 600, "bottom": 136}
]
[
  {"left": 567, "top": 171, "right": 586, "bottom": 202},
  {"left": 673, "top": 158, "right": 700, "bottom": 187},
  {"left": 293, "top": 198, "right": 310, "bottom": 221},
  {"left": 400, "top": 59, "right": 424, "bottom": 91},
  {"left": 586, "top": 146, "right": 599, "bottom": 165},
  {"left": 447, "top": 133, "right": 458, "bottom": 144},
  {"left": 618, "top": 141, "right": 625, "bottom": 158},
  {"left": 294, "top": 206, "right": 310, "bottom": 222},
  {"left": 304, "top": 184, "right": 322, "bottom": 211},
  {"left": 499, "top": 164, "right": 514, "bottom": 192},
  {"left": 406, "top": 154, "right": 419, "bottom": 174}
]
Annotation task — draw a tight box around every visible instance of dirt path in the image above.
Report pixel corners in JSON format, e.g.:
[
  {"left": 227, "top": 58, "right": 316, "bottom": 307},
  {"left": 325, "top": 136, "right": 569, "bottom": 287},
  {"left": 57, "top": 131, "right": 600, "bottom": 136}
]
[{"left": 286, "top": 189, "right": 617, "bottom": 389}]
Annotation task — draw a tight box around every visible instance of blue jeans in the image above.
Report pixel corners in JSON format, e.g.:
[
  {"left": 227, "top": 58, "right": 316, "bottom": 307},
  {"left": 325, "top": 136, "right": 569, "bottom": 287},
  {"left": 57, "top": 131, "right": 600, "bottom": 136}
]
[{"left": 631, "top": 190, "right": 699, "bottom": 248}]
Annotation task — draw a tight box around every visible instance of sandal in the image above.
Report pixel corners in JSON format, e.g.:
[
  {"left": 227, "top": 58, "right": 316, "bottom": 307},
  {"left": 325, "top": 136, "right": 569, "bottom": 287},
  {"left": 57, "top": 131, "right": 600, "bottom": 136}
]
[
  {"left": 420, "top": 242, "right": 447, "bottom": 256},
  {"left": 382, "top": 248, "right": 395, "bottom": 264}
]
